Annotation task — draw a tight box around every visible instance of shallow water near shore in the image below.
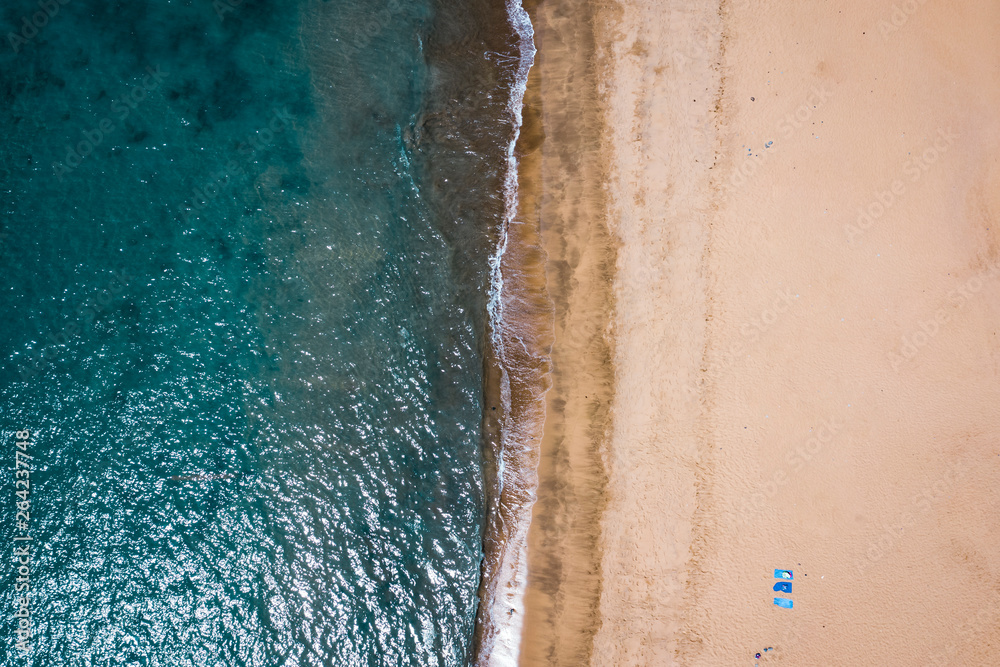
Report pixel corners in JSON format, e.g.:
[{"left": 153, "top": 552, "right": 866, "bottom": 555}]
[{"left": 0, "top": 0, "right": 528, "bottom": 663}]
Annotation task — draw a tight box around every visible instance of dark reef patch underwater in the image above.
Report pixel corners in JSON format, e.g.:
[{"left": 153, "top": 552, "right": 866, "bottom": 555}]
[{"left": 0, "top": 0, "right": 522, "bottom": 664}]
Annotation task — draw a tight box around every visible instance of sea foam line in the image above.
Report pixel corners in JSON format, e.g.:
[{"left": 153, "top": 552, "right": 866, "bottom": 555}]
[{"left": 481, "top": 0, "right": 537, "bottom": 664}]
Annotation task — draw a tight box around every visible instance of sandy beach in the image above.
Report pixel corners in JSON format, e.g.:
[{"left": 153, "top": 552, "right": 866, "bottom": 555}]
[
  {"left": 519, "top": 0, "right": 1000, "bottom": 664},
  {"left": 517, "top": 0, "right": 614, "bottom": 662}
]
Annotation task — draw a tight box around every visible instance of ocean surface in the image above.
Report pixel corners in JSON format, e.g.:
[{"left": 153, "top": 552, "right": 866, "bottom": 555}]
[{"left": 0, "top": 0, "right": 528, "bottom": 664}]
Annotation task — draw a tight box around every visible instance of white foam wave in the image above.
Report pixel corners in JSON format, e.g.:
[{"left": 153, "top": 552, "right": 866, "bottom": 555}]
[{"left": 481, "top": 0, "right": 537, "bottom": 664}]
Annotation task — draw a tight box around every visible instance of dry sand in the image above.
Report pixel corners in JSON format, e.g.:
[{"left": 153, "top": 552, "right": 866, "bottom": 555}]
[{"left": 518, "top": 0, "right": 1000, "bottom": 664}]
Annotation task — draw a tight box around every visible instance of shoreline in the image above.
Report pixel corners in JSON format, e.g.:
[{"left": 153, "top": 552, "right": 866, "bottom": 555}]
[{"left": 471, "top": 0, "right": 554, "bottom": 663}]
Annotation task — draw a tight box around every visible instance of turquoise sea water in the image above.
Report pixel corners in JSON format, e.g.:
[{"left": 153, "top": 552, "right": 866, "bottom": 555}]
[{"left": 1, "top": 0, "right": 522, "bottom": 664}]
